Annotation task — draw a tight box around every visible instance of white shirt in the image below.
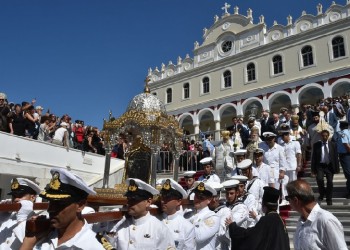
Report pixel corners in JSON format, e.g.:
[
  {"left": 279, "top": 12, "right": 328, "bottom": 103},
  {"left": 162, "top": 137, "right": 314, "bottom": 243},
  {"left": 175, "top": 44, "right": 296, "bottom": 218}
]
[
  {"left": 188, "top": 206, "right": 220, "bottom": 250},
  {"left": 279, "top": 139, "right": 301, "bottom": 171},
  {"left": 161, "top": 212, "right": 196, "bottom": 250},
  {"left": 253, "top": 162, "right": 275, "bottom": 185},
  {"left": 0, "top": 212, "right": 26, "bottom": 250},
  {"left": 294, "top": 204, "right": 347, "bottom": 250},
  {"left": 246, "top": 177, "right": 266, "bottom": 214},
  {"left": 214, "top": 205, "right": 232, "bottom": 250},
  {"left": 33, "top": 220, "right": 105, "bottom": 250},
  {"left": 259, "top": 142, "right": 287, "bottom": 178},
  {"left": 112, "top": 212, "right": 175, "bottom": 250},
  {"left": 52, "top": 127, "right": 67, "bottom": 141},
  {"left": 198, "top": 174, "right": 220, "bottom": 183},
  {"left": 227, "top": 202, "right": 249, "bottom": 228}
]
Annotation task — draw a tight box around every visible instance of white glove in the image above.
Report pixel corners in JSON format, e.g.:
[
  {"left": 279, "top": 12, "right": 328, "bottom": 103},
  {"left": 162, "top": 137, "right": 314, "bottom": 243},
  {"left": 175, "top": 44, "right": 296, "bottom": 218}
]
[
  {"left": 17, "top": 200, "right": 34, "bottom": 222},
  {"left": 0, "top": 199, "right": 12, "bottom": 204}
]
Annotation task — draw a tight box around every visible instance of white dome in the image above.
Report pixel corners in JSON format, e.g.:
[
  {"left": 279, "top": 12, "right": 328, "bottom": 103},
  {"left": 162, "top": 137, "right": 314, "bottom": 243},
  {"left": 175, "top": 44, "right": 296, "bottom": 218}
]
[{"left": 126, "top": 93, "right": 166, "bottom": 113}]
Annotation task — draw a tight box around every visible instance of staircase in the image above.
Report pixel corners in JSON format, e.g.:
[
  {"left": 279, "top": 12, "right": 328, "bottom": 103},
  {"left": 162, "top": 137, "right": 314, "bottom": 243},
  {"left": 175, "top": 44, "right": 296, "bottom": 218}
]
[{"left": 285, "top": 163, "right": 350, "bottom": 249}]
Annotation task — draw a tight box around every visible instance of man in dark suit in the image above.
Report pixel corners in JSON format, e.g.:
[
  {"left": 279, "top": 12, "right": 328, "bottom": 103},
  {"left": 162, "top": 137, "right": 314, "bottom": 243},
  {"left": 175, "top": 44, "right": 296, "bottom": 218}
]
[
  {"left": 226, "top": 116, "right": 237, "bottom": 137},
  {"left": 260, "top": 109, "right": 274, "bottom": 137},
  {"left": 322, "top": 105, "right": 338, "bottom": 131},
  {"left": 269, "top": 112, "right": 282, "bottom": 136},
  {"left": 311, "top": 129, "right": 339, "bottom": 205}
]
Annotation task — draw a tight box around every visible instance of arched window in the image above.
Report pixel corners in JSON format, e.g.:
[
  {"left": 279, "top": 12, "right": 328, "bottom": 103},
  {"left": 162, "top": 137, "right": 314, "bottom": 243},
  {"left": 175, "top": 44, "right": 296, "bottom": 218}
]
[
  {"left": 183, "top": 83, "right": 190, "bottom": 99},
  {"left": 301, "top": 46, "right": 314, "bottom": 67},
  {"left": 202, "top": 77, "right": 210, "bottom": 94},
  {"left": 273, "top": 55, "right": 283, "bottom": 74},
  {"left": 332, "top": 36, "right": 345, "bottom": 58},
  {"left": 247, "top": 63, "right": 256, "bottom": 81},
  {"left": 166, "top": 88, "right": 172, "bottom": 103},
  {"left": 223, "top": 70, "right": 232, "bottom": 88}
]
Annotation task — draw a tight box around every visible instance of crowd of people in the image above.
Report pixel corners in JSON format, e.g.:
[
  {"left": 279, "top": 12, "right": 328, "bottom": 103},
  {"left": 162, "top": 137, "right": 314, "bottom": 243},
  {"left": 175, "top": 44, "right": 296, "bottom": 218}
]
[
  {"left": 0, "top": 92, "right": 132, "bottom": 159},
  {"left": 1, "top": 91, "right": 350, "bottom": 249}
]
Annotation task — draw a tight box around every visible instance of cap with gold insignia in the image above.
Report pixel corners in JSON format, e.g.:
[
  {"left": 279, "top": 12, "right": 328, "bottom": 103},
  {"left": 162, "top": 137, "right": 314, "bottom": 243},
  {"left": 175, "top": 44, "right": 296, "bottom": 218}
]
[
  {"left": 237, "top": 159, "right": 253, "bottom": 170},
  {"left": 160, "top": 178, "right": 187, "bottom": 199},
  {"left": 183, "top": 171, "right": 196, "bottom": 178},
  {"left": 200, "top": 157, "right": 213, "bottom": 165},
  {"left": 40, "top": 168, "right": 96, "bottom": 201},
  {"left": 125, "top": 178, "right": 159, "bottom": 200},
  {"left": 191, "top": 181, "right": 217, "bottom": 196},
  {"left": 262, "top": 132, "right": 276, "bottom": 138},
  {"left": 279, "top": 123, "right": 290, "bottom": 134},
  {"left": 233, "top": 149, "right": 247, "bottom": 156},
  {"left": 222, "top": 179, "right": 240, "bottom": 189},
  {"left": 230, "top": 175, "right": 248, "bottom": 184},
  {"left": 253, "top": 148, "right": 264, "bottom": 155},
  {"left": 7, "top": 178, "right": 41, "bottom": 196},
  {"left": 206, "top": 182, "right": 223, "bottom": 195}
]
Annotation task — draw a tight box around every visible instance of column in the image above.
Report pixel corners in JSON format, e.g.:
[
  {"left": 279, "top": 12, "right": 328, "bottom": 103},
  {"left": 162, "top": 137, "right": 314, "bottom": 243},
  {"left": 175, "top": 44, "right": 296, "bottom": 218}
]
[{"left": 214, "top": 120, "right": 221, "bottom": 141}]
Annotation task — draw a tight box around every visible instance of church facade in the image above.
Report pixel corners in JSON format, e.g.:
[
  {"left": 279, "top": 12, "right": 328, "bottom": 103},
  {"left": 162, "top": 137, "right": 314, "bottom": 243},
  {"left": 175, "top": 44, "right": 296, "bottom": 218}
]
[{"left": 147, "top": 1, "right": 350, "bottom": 140}]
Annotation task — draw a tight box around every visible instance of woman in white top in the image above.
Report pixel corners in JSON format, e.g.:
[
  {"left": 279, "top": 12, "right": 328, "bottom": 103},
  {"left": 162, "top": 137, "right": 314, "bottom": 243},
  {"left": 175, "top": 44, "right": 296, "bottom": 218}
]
[{"left": 52, "top": 122, "right": 69, "bottom": 147}]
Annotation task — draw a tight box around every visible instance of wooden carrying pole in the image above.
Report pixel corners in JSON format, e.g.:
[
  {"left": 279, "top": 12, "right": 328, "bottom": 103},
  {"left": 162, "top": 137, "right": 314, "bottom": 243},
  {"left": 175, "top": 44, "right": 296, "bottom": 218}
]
[{"left": 0, "top": 196, "right": 194, "bottom": 224}]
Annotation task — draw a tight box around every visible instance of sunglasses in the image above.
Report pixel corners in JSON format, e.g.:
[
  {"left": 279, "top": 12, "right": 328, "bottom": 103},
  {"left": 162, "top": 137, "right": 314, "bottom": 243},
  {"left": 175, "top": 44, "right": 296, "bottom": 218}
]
[{"left": 285, "top": 195, "right": 295, "bottom": 201}]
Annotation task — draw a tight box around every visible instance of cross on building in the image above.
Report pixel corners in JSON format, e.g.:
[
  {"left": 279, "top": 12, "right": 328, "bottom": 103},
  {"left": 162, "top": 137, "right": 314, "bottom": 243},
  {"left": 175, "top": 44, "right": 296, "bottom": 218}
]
[{"left": 222, "top": 2, "right": 231, "bottom": 14}]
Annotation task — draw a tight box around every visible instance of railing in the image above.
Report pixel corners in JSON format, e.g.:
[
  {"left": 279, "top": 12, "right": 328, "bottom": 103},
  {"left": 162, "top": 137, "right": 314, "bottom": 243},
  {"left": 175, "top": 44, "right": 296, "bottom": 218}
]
[{"left": 155, "top": 150, "right": 203, "bottom": 174}]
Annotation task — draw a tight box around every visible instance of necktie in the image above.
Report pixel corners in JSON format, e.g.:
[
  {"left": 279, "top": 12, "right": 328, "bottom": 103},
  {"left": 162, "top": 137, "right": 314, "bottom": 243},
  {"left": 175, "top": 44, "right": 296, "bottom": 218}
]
[{"left": 323, "top": 142, "right": 329, "bottom": 164}]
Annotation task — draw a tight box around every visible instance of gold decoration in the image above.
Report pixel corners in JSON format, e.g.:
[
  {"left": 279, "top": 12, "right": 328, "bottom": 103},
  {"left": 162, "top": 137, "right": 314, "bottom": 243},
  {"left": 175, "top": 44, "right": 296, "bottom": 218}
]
[
  {"left": 50, "top": 172, "right": 61, "bottom": 190},
  {"left": 197, "top": 182, "right": 205, "bottom": 191},
  {"left": 11, "top": 179, "right": 19, "bottom": 190},
  {"left": 162, "top": 179, "right": 171, "bottom": 190},
  {"left": 128, "top": 179, "right": 138, "bottom": 192}
]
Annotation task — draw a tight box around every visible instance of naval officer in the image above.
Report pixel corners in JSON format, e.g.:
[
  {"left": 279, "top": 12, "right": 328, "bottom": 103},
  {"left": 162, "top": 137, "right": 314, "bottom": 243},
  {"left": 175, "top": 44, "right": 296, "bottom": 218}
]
[
  {"left": 188, "top": 181, "right": 220, "bottom": 250},
  {"left": 0, "top": 178, "right": 41, "bottom": 250},
  {"left": 159, "top": 178, "right": 195, "bottom": 249},
  {"left": 20, "top": 168, "right": 106, "bottom": 250},
  {"left": 197, "top": 157, "right": 220, "bottom": 183},
  {"left": 111, "top": 178, "right": 175, "bottom": 250}
]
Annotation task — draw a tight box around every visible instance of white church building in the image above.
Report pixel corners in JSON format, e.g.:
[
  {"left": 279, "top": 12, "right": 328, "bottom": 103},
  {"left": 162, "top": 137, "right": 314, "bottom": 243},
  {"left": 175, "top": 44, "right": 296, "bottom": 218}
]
[{"left": 147, "top": 1, "right": 350, "bottom": 140}]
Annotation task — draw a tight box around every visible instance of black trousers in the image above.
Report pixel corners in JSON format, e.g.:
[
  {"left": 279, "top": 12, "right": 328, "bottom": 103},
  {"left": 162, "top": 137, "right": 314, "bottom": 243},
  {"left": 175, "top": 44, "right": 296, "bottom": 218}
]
[{"left": 316, "top": 164, "right": 334, "bottom": 200}]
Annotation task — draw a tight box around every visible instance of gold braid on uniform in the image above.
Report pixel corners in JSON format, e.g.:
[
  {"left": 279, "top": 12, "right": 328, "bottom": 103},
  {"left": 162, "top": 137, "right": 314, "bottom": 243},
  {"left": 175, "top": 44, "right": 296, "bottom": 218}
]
[{"left": 95, "top": 232, "right": 116, "bottom": 250}]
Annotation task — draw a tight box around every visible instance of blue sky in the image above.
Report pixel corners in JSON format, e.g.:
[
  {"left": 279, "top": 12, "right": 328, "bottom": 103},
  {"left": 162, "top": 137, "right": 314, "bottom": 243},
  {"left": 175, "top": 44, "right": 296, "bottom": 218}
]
[{"left": 0, "top": 0, "right": 338, "bottom": 128}]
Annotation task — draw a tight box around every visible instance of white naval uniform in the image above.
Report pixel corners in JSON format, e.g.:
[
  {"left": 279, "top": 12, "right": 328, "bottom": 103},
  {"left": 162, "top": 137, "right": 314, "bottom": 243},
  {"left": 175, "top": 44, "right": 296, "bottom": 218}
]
[
  {"left": 227, "top": 202, "right": 249, "bottom": 228},
  {"left": 246, "top": 177, "right": 266, "bottom": 214},
  {"left": 253, "top": 162, "right": 274, "bottom": 186},
  {"left": 188, "top": 206, "right": 220, "bottom": 250},
  {"left": 186, "top": 188, "right": 195, "bottom": 200},
  {"left": 220, "top": 202, "right": 249, "bottom": 248},
  {"left": 198, "top": 174, "right": 220, "bottom": 183},
  {"left": 112, "top": 212, "right": 175, "bottom": 250},
  {"left": 279, "top": 139, "right": 301, "bottom": 182},
  {"left": 294, "top": 204, "right": 347, "bottom": 250},
  {"left": 0, "top": 212, "right": 27, "bottom": 250},
  {"left": 32, "top": 220, "right": 105, "bottom": 250},
  {"left": 214, "top": 205, "right": 231, "bottom": 250},
  {"left": 238, "top": 193, "right": 257, "bottom": 228},
  {"left": 258, "top": 142, "right": 287, "bottom": 187},
  {"left": 161, "top": 212, "right": 196, "bottom": 250}
]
